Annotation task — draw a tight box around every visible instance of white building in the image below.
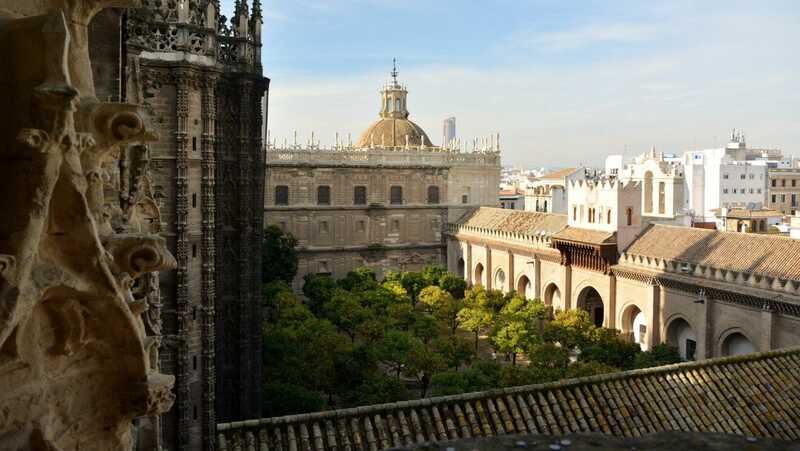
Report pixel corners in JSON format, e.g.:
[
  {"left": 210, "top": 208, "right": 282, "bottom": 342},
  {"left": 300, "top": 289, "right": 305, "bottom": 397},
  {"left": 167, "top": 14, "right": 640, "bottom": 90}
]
[
  {"left": 567, "top": 178, "right": 644, "bottom": 250},
  {"left": 525, "top": 167, "right": 587, "bottom": 214},
  {"left": 619, "top": 148, "right": 688, "bottom": 226},
  {"left": 683, "top": 134, "right": 771, "bottom": 224}
]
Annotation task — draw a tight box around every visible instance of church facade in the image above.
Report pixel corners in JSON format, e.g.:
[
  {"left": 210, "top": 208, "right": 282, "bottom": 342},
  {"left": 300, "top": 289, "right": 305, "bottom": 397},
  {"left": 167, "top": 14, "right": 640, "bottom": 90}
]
[
  {"left": 265, "top": 69, "right": 501, "bottom": 290},
  {"left": 87, "top": 1, "right": 269, "bottom": 449}
]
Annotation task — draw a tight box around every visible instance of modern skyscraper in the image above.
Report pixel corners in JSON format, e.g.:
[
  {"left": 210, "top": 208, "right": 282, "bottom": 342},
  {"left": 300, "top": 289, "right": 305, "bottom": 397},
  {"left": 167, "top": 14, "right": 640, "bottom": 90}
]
[{"left": 443, "top": 117, "right": 456, "bottom": 148}]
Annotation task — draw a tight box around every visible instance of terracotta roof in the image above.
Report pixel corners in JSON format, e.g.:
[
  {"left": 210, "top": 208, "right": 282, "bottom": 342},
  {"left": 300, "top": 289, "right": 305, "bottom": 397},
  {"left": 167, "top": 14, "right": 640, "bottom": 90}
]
[
  {"left": 539, "top": 167, "right": 579, "bottom": 181},
  {"left": 710, "top": 208, "right": 783, "bottom": 219},
  {"left": 625, "top": 224, "right": 800, "bottom": 281},
  {"left": 455, "top": 208, "right": 567, "bottom": 236},
  {"left": 217, "top": 347, "right": 800, "bottom": 450},
  {"left": 551, "top": 227, "right": 616, "bottom": 245}
]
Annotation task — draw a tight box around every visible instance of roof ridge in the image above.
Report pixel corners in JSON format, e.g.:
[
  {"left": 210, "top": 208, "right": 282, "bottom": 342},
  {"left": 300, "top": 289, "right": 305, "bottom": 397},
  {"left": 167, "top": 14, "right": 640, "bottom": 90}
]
[
  {"left": 218, "top": 346, "right": 800, "bottom": 429},
  {"left": 649, "top": 223, "right": 797, "bottom": 242}
]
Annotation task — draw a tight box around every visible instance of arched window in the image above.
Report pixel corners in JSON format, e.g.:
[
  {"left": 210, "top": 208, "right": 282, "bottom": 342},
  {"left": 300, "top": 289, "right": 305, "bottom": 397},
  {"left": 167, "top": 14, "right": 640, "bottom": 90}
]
[
  {"left": 385, "top": 97, "right": 391, "bottom": 112},
  {"left": 395, "top": 98, "right": 402, "bottom": 112},
  {"left": 644, "top": 171, "right": 654, "bottom": 213},
  {"left": 543, "top": 200, "right": 548, "bottom": 211},
  {"left": 354, "top": 186, "right": 367, "bottom": 205},
  {"left": 626, "top": 207, "right": 633, "bottom": 226},
  {"left": 427, "top": 186, "right": 440, "bottom": 204},
  {"left": 494, "top": 269, "right": 506, "bottom": 291},
  {"left": 572, "top": 206, "right": 577, "bottom": 221},
  {"left": 607, "top": 209, "right": 612, "bottom": 224},
  {"left": 390, "top": 186, "right": 403, "bottom": 205},
  {"left": 317, "top": 185, "right": 331, "bottom": 205},
  {"left": 275, "top": 185, "right": 289, "bottom": 205}
]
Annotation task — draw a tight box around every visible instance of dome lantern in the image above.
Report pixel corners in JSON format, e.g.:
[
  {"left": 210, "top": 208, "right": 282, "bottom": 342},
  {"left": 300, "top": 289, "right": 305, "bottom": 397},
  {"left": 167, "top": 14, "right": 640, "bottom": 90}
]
[{"left": 355, "top": 60, "right": 434, "bottom": 149}]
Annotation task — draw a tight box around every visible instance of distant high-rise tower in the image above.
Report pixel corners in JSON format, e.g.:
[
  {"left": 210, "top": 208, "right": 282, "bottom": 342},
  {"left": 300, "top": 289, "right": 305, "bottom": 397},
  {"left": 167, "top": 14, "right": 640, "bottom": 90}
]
[{"left": 443, "top": 117, "right": 456, "bottom": 147}]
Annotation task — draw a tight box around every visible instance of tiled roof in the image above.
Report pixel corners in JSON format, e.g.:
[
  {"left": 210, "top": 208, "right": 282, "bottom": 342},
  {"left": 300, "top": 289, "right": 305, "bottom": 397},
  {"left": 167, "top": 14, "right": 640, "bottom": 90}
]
[
  {"left": 539, "top": 167, "right": 579, "bottom": 181},
  {"left": 455, "top": 208, "right": 567, "bottom": 236},
  {"left": 217, "top": 347, "right": 800, "bottom": 450},
  {"left": 710, "top": 208, "right": 783, "bottom": 219},
  {"left": 551, "top": 227, "right": 616, "bottom": 245},
  {"left": 625, "top": 224, "right": 800, "bottom": 281}
]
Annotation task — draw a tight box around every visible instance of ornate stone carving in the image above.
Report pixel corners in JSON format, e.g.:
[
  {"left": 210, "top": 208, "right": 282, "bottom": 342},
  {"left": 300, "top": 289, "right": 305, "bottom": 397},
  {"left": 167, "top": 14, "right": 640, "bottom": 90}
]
[{"left": 0, "top": 2, "right": 176, "bottom": 450}]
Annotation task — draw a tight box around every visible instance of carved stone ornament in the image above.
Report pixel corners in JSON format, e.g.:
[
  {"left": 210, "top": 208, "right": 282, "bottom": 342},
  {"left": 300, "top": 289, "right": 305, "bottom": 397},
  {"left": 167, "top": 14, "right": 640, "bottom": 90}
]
[{"left": 0, "top": 1, "right": 177, "bottom": 450}]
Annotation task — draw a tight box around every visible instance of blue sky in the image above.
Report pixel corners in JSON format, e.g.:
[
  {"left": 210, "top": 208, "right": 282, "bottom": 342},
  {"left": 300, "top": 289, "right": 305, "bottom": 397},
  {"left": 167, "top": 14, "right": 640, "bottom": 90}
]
[{"left": 222, "top": 0, "right": 800, "bottom": 166}]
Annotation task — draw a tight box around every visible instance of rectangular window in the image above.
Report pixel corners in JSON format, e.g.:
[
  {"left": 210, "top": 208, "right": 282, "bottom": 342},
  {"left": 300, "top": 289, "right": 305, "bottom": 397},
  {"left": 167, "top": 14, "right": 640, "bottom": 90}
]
[
  {"left": 793, "top": 194, "right": 798, "bottom": 208},
  {"left": 749, "top": 188, "right": 754, "bottom": 194},
  {"left": 192, "top": 136, "right": 197, "bottom": 151},
  {"left": 427, "top": 186, "right": 440, "bottom": 204},
  {"left": 353, "top": 186, "right": 367, "bottom": 205},
  {"left": 275, "top": 185, "right": 289, "bottom": 205},
  {"left": 319, "top": 221, "right": 329, "bottom": 233},
  {"left": 772, "top": 179, "right": 777, "bottom": 187},
  {"left": 390, "top": 186, "right": 403, "bottom": 205},
  {"left": 782, "top": 179, "right": 787, "bottom": 187},
  {"left": 461, "top": 194, "right": 468, "bottom": 204},
  {"left": 723, "top": 189, "right": 729, "bottom": 194},
  {"left": 192, "top": 193, "right": 197, "bottom": 208},
  {"left": 793, "top": 179, "right": 797, "bottom": 187},
  {"left": 317, "top": 185, "right": 331, "bottom": 205},
  {"left": 782, "top": 194, "right": 787, "bottom": 203},
  {"left": 723, "top": 174, "right": 729, "bottom": 179},
  {"left": 749, "top": 174, "right": 754, "bottom": 180},
  {"left": 740, "top": 174, "right": 746, "bottom": 180},
  {"left": 772, "top": 194, "right": 777, "bottom": 203}
]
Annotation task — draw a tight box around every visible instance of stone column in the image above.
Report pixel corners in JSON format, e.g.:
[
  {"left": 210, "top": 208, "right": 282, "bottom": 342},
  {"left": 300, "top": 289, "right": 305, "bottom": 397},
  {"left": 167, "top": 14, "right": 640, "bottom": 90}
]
[
  {"left": 645, "top": 284, "right": 661, "bottom": 350},
  {"left": 760, "top": 305, "right": 775, "bottom": 352},
  {"left": 508, "top": 251, "right": 514, "bottom": 294},
  {"left": 563, "top": 264, "right": 572, "bottom": 310},
  {"left": 466, "top": 243, "right": 472, "bottom": 286},
  {"left": 607, "top": 273, "right": 617, "bottom": 329},
  {"left": 697, "top": 294, "right": 714, "bottom": 359},
  {"left": 534, "top": 256, "right": 542, "bottom": 300},
  {"left": 485, "top": 244, "right": 492, "bottom": 290}
]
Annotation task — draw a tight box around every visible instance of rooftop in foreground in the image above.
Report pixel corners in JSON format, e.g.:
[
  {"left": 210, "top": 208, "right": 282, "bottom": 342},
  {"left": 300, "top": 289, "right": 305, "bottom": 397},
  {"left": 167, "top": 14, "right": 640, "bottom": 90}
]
[{"left": 217, "top": 346, "right": 800, "bottom": 450}]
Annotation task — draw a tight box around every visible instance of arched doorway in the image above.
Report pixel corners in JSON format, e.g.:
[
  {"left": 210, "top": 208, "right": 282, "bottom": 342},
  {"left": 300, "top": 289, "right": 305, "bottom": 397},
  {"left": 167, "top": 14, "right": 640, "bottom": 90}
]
[
  {"left": 577, "top": 287, "right": 604, "bottom": 327},
  {"left": 722, "top": 332, "right": 755, "bottom": 357},
  {"left": 621, "top": 305, "right": 647, "bottom": 350},
  {"left": 474, "top": 263, "right": 484, "bottom": 286},
  {"left": 516, "top": 275, "right": 532, "bottom": 299},
  {"left": 543, "top": 283, "right": 560, "bottom": 306},
  {"left": 494, "top": 269, "right": 506, "bottom": 292},
  {"left": 666, "top": 318, "right": 696, "bottom": 360},
  {"left": 457, "top": 258, "right": 465, "bottom": 279}
]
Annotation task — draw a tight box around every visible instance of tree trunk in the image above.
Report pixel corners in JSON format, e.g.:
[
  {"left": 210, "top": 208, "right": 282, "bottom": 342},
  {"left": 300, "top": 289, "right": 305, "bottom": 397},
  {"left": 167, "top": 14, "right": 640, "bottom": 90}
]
[
  {"left": 512, "top": 352, "right": 517, "bottom": 366},
  {"left": 474, "top": 331, "right": 479, "bottom": 353}
]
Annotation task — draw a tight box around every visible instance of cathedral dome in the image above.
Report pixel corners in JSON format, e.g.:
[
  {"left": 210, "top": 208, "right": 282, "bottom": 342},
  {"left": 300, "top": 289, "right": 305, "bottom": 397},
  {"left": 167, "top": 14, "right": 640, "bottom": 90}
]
[
  {"left": 355, "top": 117, "right": 434, "bottom": 149},
  {"left": 354, "top": 60, "right": 435, "bottom": 150}
]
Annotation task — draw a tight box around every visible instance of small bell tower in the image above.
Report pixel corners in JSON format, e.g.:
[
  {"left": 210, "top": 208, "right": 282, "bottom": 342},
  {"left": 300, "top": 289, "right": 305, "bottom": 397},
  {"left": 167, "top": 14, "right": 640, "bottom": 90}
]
[{"left": 380, "top": 59, "right": 409, "bottom": 119}]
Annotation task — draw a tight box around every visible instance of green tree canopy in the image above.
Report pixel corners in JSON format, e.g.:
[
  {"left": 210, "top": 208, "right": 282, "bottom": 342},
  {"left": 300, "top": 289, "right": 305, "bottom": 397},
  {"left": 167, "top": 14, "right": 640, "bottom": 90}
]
[{"left": 262, "top": 224, "right": 298, "bottom": 285}]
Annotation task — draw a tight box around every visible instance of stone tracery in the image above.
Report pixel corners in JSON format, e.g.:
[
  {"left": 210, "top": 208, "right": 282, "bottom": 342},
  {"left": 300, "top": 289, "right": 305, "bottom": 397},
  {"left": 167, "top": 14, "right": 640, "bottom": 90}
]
[{"left": 0, "top": 1, "right": 176, "bottom": 449}]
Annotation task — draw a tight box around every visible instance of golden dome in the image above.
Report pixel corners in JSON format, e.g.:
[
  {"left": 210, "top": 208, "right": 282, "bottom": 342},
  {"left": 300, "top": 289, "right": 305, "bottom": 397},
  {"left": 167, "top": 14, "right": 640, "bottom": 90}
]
[{"left": 355, "top": 117, "right": 434, "bottom": 149}]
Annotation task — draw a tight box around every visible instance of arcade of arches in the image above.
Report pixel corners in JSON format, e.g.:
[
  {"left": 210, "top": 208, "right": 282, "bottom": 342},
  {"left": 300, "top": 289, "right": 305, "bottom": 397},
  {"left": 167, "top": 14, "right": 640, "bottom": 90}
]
[{"left": 448, "top": 224, "right": 800, "bottom": 360}]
